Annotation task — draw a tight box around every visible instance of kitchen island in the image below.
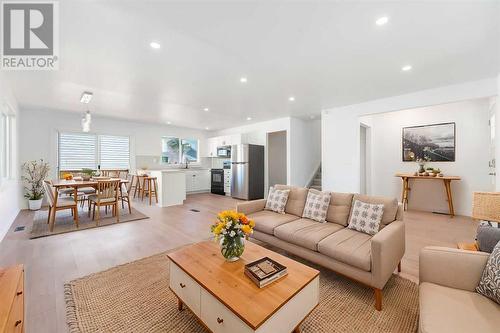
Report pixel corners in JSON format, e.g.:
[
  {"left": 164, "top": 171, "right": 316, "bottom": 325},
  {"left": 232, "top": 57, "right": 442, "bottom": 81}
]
[
  {"left": 148, "top": 168, "right": 211, "bottom": 207},
  {"left": 149, "top": 170, "right": 186, "bottom": 207}
]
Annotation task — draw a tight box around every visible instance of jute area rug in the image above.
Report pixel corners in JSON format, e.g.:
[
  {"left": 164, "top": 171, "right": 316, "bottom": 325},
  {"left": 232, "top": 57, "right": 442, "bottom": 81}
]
[
  {"left": 65, "top": 249, "right": 419, "bottom": 333},
  {"left": 31, "top": 207, "right": 149, "bottom": 239}
]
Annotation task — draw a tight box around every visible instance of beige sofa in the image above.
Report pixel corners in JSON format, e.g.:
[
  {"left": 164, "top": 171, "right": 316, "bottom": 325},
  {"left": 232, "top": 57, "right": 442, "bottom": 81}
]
[
  {"left": 236, "top": 184, "right": 405, "bottom": 310},
  {"left": 419, "top": 247, "right": 500, "bottom": 333}
]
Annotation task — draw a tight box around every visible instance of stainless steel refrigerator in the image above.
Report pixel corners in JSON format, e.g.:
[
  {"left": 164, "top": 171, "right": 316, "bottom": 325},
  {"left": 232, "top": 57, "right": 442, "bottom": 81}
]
[{"left": 230, "top": 144, "right": 264, "bottom": 200}]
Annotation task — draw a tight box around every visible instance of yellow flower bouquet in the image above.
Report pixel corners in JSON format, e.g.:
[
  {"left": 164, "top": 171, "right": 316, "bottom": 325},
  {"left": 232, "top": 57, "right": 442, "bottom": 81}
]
[{"left": 210, "top": 210, "right": 255, "bottom": 261}]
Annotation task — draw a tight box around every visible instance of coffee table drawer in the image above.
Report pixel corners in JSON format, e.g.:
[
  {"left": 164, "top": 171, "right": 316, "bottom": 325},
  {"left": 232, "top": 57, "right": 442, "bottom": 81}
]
[
  {"left": 170, "top": 263, "right": 201, "bottom": 316},
  {"left": 200, "top": 288, "right": 253, "bottom": 333}
]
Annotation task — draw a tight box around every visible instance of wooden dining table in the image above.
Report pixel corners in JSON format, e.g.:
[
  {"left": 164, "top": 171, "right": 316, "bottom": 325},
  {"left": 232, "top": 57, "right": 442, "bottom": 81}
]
[{"left": 49, "top": 178, "right": 130, "bottom": 231}]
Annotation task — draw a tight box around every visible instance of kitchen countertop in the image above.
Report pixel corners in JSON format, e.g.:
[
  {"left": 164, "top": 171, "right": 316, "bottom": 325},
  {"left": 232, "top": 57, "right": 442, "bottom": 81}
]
[{"left": 148, "top": 168, "right": 210, "bottom": 172}]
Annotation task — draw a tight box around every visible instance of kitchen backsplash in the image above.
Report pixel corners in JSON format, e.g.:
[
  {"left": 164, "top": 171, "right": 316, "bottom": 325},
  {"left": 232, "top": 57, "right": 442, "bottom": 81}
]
[
  {"left": 210, "top": 158, "right": 230, "bottom": 169},
  {"left": 136, "top": 155, "right": 211, "bottom": 170}
]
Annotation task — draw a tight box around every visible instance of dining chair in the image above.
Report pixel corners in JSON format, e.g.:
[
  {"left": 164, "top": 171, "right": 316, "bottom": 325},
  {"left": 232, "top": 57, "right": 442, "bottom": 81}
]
[
  {"left": 119, "top": 175, "right": 133, "bottom": 214},
  {"left": 118, "top": 170, "right": 129, "bottom": 179},
  {"left": 88, "top": 180, "right": 120, "bottom": 225},
  {"left": 43, "top": 180, "right": 79, "bottom": 231}
]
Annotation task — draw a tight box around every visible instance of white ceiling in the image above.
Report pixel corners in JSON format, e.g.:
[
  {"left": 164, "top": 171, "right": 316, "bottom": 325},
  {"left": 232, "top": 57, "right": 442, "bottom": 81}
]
[{"left": 6, "top": 0, "right": 500, "bottom": 130}]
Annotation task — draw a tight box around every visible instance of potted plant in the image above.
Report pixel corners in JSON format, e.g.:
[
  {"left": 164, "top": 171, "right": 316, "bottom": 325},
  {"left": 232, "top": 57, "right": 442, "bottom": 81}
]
[
  {"left": 81, "top": 168, "right": 95, "bottom": 181},
  {"left": 21, "top": 159, "right": 50, "bottom": 211},
  {"left": 210, "top": 210, "right": 255, "bottom": 261}
]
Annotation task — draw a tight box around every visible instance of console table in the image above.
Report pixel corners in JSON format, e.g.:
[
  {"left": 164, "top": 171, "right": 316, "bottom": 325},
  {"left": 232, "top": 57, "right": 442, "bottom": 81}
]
[{"left": 395, "top": 173, "right": 461, "bottom": 217}]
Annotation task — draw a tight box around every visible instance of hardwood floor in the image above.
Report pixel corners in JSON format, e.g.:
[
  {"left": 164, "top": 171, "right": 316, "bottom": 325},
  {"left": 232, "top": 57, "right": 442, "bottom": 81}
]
[{"left": 0, "top": 193, "right": 478, "bottom": 333}]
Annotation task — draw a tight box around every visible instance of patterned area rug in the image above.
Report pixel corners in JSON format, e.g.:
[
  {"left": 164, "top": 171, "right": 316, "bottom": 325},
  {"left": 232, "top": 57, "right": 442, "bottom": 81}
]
[
  {"left": 31, "top": 207, "right": 149, "bottom": 239},
  {"left": 65, "top": 249, "right": 419, "bottom": 333}
]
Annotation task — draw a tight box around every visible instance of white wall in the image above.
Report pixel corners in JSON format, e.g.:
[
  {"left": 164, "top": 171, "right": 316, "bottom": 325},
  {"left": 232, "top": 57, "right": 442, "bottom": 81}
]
[
  {"left": 360, "top": 98, "right": 492, "bottom": 216},
  {"left": 322, "top": 78, "right": 498, "bottom": 195},
  {"left": 18, "top": 108, "right": 209, "bottom": 206},
  {"left": 0, "top": 73, "right": 20, "bottom": 241},
  {"left": 496, "top": 73, "right": 500, "bottom": 191}
]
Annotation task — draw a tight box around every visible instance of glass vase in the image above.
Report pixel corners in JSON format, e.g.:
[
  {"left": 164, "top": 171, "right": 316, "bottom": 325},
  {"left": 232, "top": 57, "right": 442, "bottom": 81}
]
[{"left": 220, "top": 236, "right": 245, "bottom": 262}]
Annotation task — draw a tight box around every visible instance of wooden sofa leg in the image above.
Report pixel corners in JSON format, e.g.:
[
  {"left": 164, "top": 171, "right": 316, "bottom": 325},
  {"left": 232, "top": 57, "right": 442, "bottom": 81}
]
[
  {"left": 374, "top": 288, "right": 382, "bottom": 311},
  {"left": 398, "top": 261, "right": 402, "bottom": 273}
]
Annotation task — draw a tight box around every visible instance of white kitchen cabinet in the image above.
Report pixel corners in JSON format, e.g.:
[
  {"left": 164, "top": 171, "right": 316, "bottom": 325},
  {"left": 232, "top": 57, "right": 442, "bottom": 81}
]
[
  {"left": 186, "top": 169, "right": 211, "bottom": 193},
  {"left": 209, "top": 138, "right": 219, "bottom": 157},
  {"left": 204, "top": 134, "right": 248, "bottom": 157}
]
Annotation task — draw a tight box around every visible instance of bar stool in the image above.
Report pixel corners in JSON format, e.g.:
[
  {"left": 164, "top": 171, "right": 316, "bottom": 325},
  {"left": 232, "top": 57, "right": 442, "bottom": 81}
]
[
  {"left": 141, "top": 176, "right": 158, "bottom": 205},
  {"left": 133, "top": 175, "right": 145, "bottom": 198}
]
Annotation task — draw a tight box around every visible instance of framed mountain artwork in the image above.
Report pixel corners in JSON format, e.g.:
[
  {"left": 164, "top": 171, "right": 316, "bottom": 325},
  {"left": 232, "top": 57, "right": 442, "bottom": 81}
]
[{"left": 402, "top": 122, "right": 456, "bottom": 162}]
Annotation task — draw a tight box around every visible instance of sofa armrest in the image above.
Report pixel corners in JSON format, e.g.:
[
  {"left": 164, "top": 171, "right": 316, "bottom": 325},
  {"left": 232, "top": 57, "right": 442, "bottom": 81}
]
[
  {"left": 419, "top": 246, "right": 489, "bottom": 292},
  {"left": 371, "top": 220, "right": 405, "bottom": 289},
  {"left": 395, "top": 204, "right": 404, "bottom": 221},
  {"left": 236, "top": 199, "right": 267, "bottom": 215}
]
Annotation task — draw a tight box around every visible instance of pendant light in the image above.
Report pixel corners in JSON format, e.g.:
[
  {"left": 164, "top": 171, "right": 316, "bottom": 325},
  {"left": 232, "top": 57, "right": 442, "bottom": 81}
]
[{"left": 80, "top": 91, "right": 93, "bottom": 132}]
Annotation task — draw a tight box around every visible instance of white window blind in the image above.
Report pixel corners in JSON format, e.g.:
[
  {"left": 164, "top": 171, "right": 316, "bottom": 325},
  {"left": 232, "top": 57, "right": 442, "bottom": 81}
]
[
  {"left": 58, "top": 133, "right": 97, "bottom": 170},
  {"left": 99, "top": 135, "right": 130, "bottom": 169}
]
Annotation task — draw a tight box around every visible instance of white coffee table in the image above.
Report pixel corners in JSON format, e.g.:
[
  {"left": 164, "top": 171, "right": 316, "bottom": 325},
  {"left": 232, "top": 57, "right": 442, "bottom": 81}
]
[{"left": 168, "top": 241, "right": 319, "bottom": 333}]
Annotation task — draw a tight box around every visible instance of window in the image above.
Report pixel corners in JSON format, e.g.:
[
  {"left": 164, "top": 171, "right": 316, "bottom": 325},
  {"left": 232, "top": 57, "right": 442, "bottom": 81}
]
[
  {"left": 181, "top": 139, "right": 198, "bottom": 162},
  {"left": 58, "top": 133, "right": 130, "bottom": 171},
  {"left": 161, "top": 137, "right": 180, "bottom": 164},
  {"left": 161, "top": 136, "right": 199, "bottom": 164},
  {"left": 99, "top": 135, "right": 130, "bottom": 169},
  {"left": 0, "top": 114, "right": 6, "bottom": 180},
  {"left": 0, "top": 111, "right": 15, "bottom": 183},
  {"left": 59, "top": 133, "right": 97, "bottom": 170}
]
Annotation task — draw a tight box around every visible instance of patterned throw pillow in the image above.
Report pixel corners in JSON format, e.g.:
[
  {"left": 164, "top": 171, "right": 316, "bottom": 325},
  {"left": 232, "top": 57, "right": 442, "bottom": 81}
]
[
  {"left": 302, "top": 190, "right": 331, "bottom": 223},
  {"left": 347, "top": 200, "right": 384, "bottom": 235},
  {"left": 265, "top": 187, "right": 290, "bottom": 214},
  {"left": 476, "top": 240, "right": 500, "bottom": 305}
]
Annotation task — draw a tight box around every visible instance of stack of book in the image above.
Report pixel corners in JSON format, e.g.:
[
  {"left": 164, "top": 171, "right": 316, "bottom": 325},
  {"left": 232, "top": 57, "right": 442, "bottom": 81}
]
[{"left": 244, "top": 257, "right": 288, "bottom": 288}]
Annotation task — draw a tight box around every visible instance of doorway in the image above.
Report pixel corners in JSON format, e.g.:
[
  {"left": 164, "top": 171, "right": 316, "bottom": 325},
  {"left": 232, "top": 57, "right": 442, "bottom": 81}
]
[{"left": 267, "top": 131, "right": 287, "bottom": 188}]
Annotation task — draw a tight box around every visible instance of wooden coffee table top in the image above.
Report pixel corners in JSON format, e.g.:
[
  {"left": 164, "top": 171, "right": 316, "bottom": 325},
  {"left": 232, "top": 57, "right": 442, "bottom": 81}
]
[{"left": 167, "top": 241, "right": 319, "bottom": 329}]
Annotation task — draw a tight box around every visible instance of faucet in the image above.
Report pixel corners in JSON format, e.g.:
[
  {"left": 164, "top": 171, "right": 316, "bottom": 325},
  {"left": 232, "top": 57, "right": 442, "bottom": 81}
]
[{"left": 185, "top": 158, "right": 190, "bottom": 169}]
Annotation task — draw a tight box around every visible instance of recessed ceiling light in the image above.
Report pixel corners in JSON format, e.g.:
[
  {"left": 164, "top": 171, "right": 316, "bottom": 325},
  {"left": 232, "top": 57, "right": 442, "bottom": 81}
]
[
  {"left": 375, "top": 16, "right": 389, "bottom": 26},
  {"left": 205, "top": 127, "right": 210, "bottom": 130},
  {"left": 246, "top": 117, "right": 252, "bottom": 121},
  {"left": 288, "top": 96, "right": 295, "bottom": 102},
  {"left": 150, "top": 41, "right": 161, "bottom": 49},
  {"left": 80, "top": 91, "right": 93, "bottom": 104},
  {"left": 203, "top": 107, "right": 209, "bottom": 112},
  {"left": 166, "top": 121, "right": 171, "bottom": 125},
  {"left": 240, "top": 77, "right": 248, "bottom": 83},
  {"left": 401, "top": 65, "right": 412, "bottom": 71}
]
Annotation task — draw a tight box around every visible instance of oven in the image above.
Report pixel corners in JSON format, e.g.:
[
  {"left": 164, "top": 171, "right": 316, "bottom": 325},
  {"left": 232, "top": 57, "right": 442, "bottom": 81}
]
[
  {"left": 217, "top": 146, "right": 231, "bottom": 158},
  {"left": 211, "top": 169, "right": 225, "bottom": 195}
]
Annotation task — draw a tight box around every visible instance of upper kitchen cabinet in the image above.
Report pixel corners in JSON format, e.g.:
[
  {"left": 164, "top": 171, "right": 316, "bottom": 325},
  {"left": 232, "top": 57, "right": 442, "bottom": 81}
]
[{"left": 202, "top": 134, "right": 248, "bottom": 157}]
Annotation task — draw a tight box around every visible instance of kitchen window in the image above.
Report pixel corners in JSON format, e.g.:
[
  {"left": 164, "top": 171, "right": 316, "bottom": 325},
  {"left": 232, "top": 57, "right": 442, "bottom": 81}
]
[
  {"left": 58, "top": 132, "right": 130, "bottom": 171},
  {"left": 161, "top": 136, "right": 199, "bottom": 164}
]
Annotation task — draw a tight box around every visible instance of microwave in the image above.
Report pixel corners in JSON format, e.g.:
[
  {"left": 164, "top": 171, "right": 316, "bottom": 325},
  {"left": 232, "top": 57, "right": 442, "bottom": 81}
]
[{"left": 217, "top": 146, "right": 231, "bottom": 158}]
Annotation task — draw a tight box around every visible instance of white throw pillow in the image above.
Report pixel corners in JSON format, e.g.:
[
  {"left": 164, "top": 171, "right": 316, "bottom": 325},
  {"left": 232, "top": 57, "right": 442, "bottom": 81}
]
[
  {"left": 302, "top": 190, "right": 331, "bottom": 223},
  {"left": 265, "top": 187, "right": 290, "bottom": 214},
  {"left": 347, "top": 200, "right": 384, "bottom": 235}
]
